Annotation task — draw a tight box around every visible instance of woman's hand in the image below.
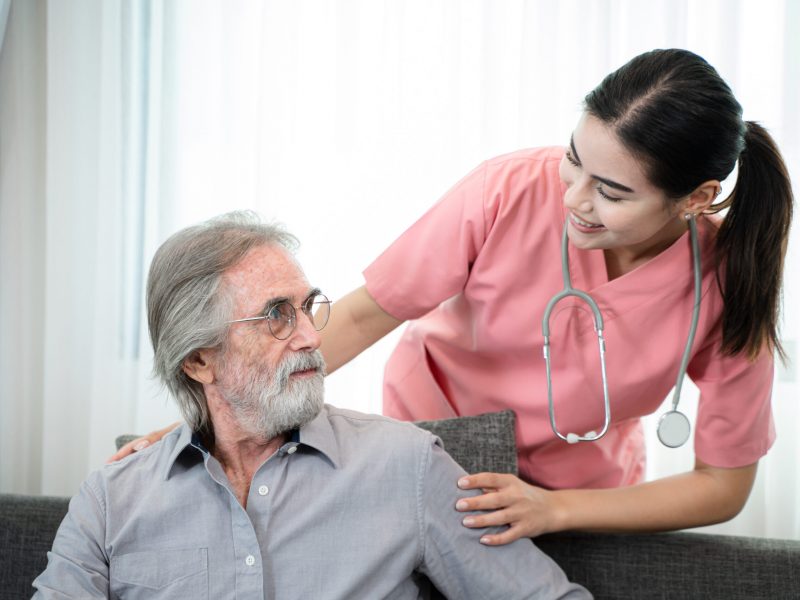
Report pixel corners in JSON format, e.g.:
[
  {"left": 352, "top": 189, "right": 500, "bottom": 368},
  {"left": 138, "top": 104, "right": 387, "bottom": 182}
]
[
  {"left": 106, "top": 421, "right": 182, "bottom": 463},
  {"left": 456, "top": 460, "right": 758, "bottom": 545},
  {"left": 455, "top": 473, "right": 562, "bottom": 545}
]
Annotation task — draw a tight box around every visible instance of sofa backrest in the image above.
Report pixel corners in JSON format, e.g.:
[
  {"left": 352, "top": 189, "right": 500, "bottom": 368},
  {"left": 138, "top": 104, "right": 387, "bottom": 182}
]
[{"left": 5, "top": 411, "right": 800, "bottom": 599}]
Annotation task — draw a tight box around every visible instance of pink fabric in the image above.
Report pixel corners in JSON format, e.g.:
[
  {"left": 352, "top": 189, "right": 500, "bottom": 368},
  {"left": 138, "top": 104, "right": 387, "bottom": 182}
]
[{"left": 364, "top": 147, "right": 775, "bottom": 490}]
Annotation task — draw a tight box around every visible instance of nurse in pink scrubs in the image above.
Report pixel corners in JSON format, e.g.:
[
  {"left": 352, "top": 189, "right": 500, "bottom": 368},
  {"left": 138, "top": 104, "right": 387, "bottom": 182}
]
[
  {"left": 116, "top": 49, "right": 794, "bottom": 545},
  {"left": 317, "top": 48, "right": 794, "bottom": 544}
]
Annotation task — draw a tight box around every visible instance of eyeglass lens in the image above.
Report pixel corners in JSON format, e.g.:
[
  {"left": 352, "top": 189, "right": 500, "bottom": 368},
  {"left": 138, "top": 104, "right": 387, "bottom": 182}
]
[{"left": 267, "top": 294, "right": 330, "bottom": 340}]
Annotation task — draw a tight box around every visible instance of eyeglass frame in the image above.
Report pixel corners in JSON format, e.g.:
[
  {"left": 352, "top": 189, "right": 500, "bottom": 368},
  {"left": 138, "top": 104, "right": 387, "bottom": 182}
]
[{"left": 226, "top": 290, "right": 331, "bottom": 340}]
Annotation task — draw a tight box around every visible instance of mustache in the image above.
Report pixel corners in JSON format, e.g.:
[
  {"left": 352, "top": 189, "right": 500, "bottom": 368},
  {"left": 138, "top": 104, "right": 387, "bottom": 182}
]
[{"left": 272, "top": 350, "right": 326, "bottom": 388}]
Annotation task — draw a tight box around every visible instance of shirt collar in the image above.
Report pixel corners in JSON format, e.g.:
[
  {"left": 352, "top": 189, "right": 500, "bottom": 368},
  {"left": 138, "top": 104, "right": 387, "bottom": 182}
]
[
  {"left": 294, "top": 405, "right": 340, "bottom": 468},
  {"left": 163, "top": 405, "right": 340, "bottom": 480},
  {"left": 162, "top": 423, "right": 201, "bottom": 481}
]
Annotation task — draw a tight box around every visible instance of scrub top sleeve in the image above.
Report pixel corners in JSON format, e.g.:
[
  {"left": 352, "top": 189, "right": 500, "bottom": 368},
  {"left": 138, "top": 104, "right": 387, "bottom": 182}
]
[
  {"left": 364, "top": 162, "right": 492, "bottom": 321},
  {"left": 688, "top": 337, "right": 776, "bottom": 469}
]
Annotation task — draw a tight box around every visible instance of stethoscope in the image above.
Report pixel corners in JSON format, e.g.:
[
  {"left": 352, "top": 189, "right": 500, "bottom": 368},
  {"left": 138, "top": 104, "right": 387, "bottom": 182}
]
[{"left": 542, "top": 214, "right": 702, "bottom": 448}]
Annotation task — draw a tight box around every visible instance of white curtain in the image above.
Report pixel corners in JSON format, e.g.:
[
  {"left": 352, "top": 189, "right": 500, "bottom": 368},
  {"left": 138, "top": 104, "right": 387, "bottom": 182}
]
[
  {"left": 0, "top": 0, "right": 173, "bottom": 495},
  {"left": 0, "top": 0, "right": 45, "bottom": 495},
  {"left": 1, "top": 0, "right": 797, "bottom": 539},
  {"left": 0, "top": 1, "right": 9, "bottom": 52}
]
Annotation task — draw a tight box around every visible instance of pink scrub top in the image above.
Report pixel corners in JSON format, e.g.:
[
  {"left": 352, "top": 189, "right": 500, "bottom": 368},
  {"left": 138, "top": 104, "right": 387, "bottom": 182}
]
[{"left": 364, "top": 147, "right": 775, "bottom": 490}]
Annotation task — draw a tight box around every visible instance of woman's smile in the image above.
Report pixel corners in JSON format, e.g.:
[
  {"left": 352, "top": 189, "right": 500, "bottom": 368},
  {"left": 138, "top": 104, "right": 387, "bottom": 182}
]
[{"left": 569, "top": 212, "right": 605, "bottom": 232}]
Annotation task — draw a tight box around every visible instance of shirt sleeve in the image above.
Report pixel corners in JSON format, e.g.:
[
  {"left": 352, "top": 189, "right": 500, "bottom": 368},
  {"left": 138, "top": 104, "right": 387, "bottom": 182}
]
[
  {"left": 363, "top": 161, "right": 490, "bottom": 321},
  {"left": 32, "top": 475, "right": 110, "bottom": 599},
  {"left": 688, "top": 332, "right": 776, "bottom": 468},
  {"left": 418, "top": 437, "right": 591, "bottom": 599}
]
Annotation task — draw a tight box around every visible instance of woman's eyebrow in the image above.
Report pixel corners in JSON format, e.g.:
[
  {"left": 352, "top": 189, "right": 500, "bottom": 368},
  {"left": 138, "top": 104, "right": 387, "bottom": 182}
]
[
  {"left": 570, "top": 135, "right": 636, "bottom": 194},
  {"left": 596, "top": 175, "right": 635, "bottom": 194},
  {"left": 569, "top": 135, "right": 581, "bottom": 162}
]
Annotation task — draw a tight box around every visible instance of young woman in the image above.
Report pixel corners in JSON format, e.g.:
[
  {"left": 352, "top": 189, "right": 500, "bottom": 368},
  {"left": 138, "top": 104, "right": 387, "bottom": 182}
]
[{"left": 116, "top": 49, "right": 793, "bottom": 545}]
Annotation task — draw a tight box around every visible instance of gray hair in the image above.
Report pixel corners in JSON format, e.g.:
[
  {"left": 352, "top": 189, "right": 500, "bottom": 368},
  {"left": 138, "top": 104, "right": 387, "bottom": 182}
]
[{"left": 147, "top": 210, "right": 299, "bottom": 431}]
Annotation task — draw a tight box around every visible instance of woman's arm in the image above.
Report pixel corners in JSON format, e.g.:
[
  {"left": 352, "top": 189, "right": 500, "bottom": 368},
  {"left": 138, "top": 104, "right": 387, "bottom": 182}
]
[
  {"left": 455, "top": 459, "right": 757, "bottom": 544},
  {"left": 320, "top": 285, "right": 404, "bottom": 374}
]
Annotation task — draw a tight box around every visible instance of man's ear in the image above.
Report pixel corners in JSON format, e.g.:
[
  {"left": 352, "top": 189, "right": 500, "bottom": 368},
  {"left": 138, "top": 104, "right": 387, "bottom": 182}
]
[
  {"left": 182, "top": 349, "right": 216, "bottom": 385},
  {"left": 683, "top": 180, "right": 722, "bottom": 216}
]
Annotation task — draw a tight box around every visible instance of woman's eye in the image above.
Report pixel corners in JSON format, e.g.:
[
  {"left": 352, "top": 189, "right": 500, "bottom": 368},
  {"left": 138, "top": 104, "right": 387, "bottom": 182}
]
[
  {"left": 596, "top": 185, "right": 622, "bottom": 202},
  {"left": 565, "top": 149, "right": 580, "bottom": 167}
]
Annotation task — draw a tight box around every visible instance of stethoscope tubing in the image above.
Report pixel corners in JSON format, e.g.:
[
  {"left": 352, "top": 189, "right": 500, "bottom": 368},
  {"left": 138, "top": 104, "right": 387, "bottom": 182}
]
[
  {"left": 671, "top": 215, "right": 702, "bottom": 411},
  {"left": 543, "top": 215, "right": 701, "bottom": 447},
  {"left": 543, "top": 223, "right": 611, "bottom": 443}
]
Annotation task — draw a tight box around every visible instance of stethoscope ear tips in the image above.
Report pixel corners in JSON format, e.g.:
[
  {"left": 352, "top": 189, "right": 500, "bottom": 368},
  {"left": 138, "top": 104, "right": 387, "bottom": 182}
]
[{"left": 566, "top": 433, "right": 580, "bottom": 444}]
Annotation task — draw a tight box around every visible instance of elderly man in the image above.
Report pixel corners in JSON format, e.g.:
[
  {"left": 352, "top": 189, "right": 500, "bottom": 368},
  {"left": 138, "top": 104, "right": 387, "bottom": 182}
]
[{"left": 33, "top": 212, "right": 589, "bottom": 599}]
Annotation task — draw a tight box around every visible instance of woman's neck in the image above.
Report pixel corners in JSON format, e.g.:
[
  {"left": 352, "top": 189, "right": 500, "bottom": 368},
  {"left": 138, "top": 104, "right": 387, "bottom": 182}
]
[{"left": 603, "top": 216, "right": 690, "bottom": 280}]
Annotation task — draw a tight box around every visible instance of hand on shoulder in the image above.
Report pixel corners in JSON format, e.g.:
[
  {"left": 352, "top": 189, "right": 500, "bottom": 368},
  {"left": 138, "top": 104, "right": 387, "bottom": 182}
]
[{"left": 106, "top": 421, "right": 182, "bottom": 463}]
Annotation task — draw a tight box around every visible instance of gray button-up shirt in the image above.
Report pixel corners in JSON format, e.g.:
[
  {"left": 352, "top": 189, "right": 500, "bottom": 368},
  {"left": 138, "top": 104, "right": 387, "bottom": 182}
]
[{"left": 33, "top": 405, "right": 590, "bottom": 599}]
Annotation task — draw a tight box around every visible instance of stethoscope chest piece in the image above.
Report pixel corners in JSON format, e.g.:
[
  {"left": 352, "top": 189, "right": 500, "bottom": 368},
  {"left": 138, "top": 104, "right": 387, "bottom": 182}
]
[{"left": 656, "top": 410, "right": 691, "bottom": 448}]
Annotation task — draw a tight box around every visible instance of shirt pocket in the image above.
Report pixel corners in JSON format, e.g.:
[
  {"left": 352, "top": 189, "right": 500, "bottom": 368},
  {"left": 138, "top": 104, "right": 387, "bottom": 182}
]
[{"left": 110, "top": 547, "right": 208, "bottom": 599}]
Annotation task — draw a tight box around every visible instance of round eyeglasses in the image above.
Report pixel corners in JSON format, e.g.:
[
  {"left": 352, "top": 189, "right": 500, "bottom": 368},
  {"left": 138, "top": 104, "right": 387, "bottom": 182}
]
[{"left": 227, "top": 293, "right": 331, "bottom": 340}]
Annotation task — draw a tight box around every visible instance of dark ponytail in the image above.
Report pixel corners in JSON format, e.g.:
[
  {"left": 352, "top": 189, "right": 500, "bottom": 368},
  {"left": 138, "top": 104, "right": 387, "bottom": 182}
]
[
  {"left": 710, "top": 122, "right": 793, "bottom": 360},
  {"left": 585, "top": 49, "right": 794, "bottom": 361}
]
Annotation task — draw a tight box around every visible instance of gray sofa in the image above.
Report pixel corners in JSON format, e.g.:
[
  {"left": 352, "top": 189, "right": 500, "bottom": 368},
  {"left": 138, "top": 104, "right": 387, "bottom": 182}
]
[{"left": 2, "top": 411, "right": 798, "bottom": 599}]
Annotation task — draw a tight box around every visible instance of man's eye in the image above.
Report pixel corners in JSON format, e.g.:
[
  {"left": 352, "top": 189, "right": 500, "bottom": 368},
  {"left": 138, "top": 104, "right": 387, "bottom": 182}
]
[
  {"left": 301, "top": 297, "right": 316, "bottom": 315},
  {"left": 267, "top": 304, "right": 287, "bottom": 321}
]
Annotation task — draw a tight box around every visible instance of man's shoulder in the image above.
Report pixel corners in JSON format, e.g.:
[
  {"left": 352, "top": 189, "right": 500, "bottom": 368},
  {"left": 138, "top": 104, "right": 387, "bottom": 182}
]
[
  {"left": 322, "top": 405, "right": 436, "bottom": 443},
  {"left": 318, "top": 405, "right": 441, "bottom": 465},
  {"left": 92, "top": 425, "right": 190, "bottom": 491},
  {"left": 312, "top": 406, "right": 455, "bottom": 491}
]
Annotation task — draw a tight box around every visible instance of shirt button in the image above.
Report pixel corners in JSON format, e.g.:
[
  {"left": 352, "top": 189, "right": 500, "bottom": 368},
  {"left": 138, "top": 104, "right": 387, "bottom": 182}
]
[
  {"left": 258, "top": 485, "right": 269, "bottom": 496},
  {"left": 245, "top": 555, "right": 255, "bottom": 567},
  {"left": 287, "top": 445, "right": 297, "bottom": 455}
]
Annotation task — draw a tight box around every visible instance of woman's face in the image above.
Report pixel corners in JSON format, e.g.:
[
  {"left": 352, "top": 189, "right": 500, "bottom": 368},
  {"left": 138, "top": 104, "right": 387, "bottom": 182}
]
[{"left": 558, "top": 113, "right": 688, "bottom": 264}]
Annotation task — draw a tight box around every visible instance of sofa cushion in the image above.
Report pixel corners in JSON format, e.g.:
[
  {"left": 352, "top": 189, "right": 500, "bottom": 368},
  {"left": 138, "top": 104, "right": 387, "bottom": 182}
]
[
  {"left": 0, "top": 493, "right": 69, "bottom": 600},
  {"left": 413, "top": 410, "right": 518, "bottom": 475},
  {"left": 535, "top": 530, "right": 800, "bottom": 599}
]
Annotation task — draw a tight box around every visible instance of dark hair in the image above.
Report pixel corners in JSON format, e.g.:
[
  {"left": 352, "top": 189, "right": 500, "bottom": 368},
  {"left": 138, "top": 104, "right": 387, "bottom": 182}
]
[{"left": 584, "top": 49, "right": 793, "bottom": 361}]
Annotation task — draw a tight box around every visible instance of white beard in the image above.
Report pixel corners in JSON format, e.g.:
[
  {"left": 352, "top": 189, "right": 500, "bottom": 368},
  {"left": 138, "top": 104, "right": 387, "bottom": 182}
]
[{"left": 217, "top": 349, "right": 326, "bottom": 441}]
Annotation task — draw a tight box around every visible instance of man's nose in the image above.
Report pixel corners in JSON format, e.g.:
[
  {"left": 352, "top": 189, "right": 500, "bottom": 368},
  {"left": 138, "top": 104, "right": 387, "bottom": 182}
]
[{"left": 288, "top": 310, "right": 322, "bottom": 352}]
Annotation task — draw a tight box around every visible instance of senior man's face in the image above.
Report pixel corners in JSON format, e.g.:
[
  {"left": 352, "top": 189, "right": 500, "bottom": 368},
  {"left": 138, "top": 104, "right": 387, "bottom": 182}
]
[{"left": 215, "top": 244, "right": 326, "bottom": 441}]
